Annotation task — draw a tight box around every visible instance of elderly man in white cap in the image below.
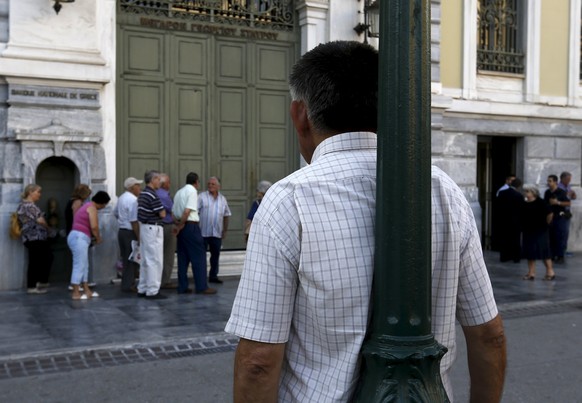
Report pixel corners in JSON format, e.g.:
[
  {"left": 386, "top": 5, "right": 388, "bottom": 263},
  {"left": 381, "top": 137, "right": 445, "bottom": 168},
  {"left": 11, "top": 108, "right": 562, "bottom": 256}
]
[{"left": 114, "top": 176, "right": 143, "bottom": 292}]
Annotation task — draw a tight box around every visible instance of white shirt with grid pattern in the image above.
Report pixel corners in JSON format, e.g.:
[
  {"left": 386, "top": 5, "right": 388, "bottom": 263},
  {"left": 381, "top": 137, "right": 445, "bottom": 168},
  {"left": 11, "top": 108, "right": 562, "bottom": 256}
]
[{"left": 225, "top": 132, "right": 498, "bottom": 402}]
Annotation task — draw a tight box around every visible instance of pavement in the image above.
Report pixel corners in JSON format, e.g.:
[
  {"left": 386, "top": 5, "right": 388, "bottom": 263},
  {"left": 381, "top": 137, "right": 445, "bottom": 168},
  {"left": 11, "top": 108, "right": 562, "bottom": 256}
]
[{"left": 0, "top": 249, "right": 581, "bottom": 401}]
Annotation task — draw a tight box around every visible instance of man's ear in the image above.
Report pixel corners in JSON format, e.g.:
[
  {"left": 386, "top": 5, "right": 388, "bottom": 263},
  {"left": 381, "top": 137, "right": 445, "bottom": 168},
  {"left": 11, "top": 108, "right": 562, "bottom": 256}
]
[
  {"left": 290, "top": 99, "right": 316, "bottom": 163},
  {"left": 290, "top": 100, "right": 309, "bottom": 134}
]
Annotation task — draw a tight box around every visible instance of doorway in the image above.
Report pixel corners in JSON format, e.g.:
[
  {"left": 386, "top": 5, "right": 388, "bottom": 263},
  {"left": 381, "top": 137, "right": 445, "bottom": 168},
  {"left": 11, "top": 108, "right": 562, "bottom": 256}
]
[
  {"left": 36, "top": 157, "right": 78, "bottom": 283},
  {"left": 477, "top": 136, "right": 521, "bottom": 250},
  {"left": 116, "top": 20, "right": 298, "bottom": 250}
]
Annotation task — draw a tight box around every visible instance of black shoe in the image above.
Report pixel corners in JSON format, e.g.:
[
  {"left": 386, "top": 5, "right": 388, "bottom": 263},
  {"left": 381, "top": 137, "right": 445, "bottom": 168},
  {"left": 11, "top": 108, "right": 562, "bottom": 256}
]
[
  {"left": 137, "top": 292, "right": 146, "bottom": 298},
  {"left": 209, "top": 277, "right": 223, "bottom": 284},
  {"left": 196, "top": 288, "right": 217, "bottom": 295},
  {"left": 145, "top": 293, "right": 167, "bottom": 300},
  {"left": 177, "top": 288, "right": 193, "bottom": 294}
]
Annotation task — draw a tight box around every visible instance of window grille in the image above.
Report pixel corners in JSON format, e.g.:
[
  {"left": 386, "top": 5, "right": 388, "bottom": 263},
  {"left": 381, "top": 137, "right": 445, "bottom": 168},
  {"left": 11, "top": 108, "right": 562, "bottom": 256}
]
[
  {"left": 119, "top": 0, "right": 294, "bottom": 32},
  {"left": 477, "top": 0, "right": 524, "bottom": 74}
]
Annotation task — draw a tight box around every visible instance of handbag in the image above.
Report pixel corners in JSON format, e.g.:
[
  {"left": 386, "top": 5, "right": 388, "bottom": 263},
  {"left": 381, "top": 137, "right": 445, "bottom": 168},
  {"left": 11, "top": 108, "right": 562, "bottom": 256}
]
[{"left": 9, "top": 212, "right": 21, "bottom": 239}]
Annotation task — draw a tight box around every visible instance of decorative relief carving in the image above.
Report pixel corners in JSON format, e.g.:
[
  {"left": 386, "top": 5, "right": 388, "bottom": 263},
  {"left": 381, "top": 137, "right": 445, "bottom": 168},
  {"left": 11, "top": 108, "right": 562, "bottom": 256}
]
[{"left": 14, "top": 119, "right": 102, "bottom": 145}]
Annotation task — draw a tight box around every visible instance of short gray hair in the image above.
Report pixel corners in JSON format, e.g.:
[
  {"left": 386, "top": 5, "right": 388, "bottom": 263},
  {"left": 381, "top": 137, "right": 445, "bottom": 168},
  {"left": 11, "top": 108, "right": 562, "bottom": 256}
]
[
  {"left": 257, "top": 180, "right": 272, "bottom": 194},
  {"left": 522, "top": 184, "right": 540, "bottom": 198},
  {"left": 144, "top": 170, "right": 160, "bottom": 184}
]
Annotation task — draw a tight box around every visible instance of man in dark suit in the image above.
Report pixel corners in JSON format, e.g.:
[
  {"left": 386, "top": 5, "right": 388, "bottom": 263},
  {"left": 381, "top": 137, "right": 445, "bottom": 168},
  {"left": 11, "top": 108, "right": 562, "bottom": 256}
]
[{"left": 497, "top": 177, "right": 524, "bottom": 262}]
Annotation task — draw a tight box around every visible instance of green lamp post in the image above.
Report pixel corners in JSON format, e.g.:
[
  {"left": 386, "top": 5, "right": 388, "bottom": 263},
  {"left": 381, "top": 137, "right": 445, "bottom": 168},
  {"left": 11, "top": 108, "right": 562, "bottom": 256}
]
[{"left": 354, "top": 0, "right": 450, "bottom": 401}]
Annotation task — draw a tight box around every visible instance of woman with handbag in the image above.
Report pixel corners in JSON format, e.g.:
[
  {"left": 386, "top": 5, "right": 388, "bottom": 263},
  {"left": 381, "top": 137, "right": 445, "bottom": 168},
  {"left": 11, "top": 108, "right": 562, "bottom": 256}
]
[{"left": 17, "top": 184, "right": 54, "bottom": 294}]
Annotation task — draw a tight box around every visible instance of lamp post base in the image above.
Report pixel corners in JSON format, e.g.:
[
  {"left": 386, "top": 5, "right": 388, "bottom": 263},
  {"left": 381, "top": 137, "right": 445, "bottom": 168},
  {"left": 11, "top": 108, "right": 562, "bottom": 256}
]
[{"left": 354, "top": 335, "right": 450, "bottom": 402}]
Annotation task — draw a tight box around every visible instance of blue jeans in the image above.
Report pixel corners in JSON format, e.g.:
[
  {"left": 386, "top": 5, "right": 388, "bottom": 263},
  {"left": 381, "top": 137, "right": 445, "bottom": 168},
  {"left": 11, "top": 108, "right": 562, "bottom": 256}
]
[
  {"left": 204, "top": 237, "right": 222, "bottom": 279},
  {"left": 176, "top": 223, "right": 207, "bottom": 292},
  {"left": 67, "top": 230, "right": 90, "bottom": 285}
]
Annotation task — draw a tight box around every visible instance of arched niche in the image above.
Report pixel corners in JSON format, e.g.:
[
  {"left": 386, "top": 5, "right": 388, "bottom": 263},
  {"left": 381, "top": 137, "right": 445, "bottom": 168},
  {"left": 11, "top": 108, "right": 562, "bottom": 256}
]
[{"left": 35, "top": 156, "right": 78, "bottom": 283}]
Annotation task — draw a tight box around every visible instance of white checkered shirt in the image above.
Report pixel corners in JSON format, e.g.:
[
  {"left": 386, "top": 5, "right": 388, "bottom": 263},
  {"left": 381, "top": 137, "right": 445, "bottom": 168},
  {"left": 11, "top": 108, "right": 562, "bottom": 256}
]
[{"left": 226, "top": 133, "right": 498, "bottom": 402}]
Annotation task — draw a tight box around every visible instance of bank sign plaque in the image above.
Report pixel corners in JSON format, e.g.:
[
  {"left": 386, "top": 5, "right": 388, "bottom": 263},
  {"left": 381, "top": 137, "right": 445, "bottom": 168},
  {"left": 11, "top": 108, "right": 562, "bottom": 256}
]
[{"left": 8, "top": 85, "right": 100, "bottom": 109}]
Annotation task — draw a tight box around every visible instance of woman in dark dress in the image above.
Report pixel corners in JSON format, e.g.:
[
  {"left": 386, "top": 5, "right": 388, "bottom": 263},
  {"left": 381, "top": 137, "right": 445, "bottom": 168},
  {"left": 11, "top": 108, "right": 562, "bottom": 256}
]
[{"left": 521, "top": 185, "right": 556, "bottom": 281}]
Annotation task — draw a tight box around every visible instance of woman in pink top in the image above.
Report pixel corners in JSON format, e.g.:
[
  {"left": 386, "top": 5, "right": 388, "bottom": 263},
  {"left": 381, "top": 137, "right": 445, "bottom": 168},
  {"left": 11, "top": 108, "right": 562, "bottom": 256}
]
[{"left": 67, "top": 191, "right": 110, "bottom": 300}]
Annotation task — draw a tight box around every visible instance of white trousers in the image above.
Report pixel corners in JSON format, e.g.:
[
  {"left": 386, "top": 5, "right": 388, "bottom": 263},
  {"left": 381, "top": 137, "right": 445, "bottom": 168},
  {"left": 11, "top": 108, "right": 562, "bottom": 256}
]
[{"left": 137, "top": 223, "right": 164, "bottom": 296}]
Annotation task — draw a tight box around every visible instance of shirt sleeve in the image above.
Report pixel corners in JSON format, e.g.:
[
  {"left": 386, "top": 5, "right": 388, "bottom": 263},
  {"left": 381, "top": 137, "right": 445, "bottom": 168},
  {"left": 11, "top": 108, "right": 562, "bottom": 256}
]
[
  {"left": 129, "top": 200, "right": 138, "bottom": 222},
  {"left": 223, "top": 196, "right": 232, "bottom": 217},
  {"left": 456, "top": 199, "right": 498, "bottom": 326},
  {"left": 225, "top": 193, "right": 298, "bottom": 343},
  {"left": 186, "top": 190, "right": 198, "bottom": 212}
]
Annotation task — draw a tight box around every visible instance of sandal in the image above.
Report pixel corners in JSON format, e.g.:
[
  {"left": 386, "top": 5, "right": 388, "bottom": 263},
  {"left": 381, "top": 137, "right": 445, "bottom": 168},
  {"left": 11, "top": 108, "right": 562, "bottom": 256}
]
[
  {"left": 522, "top": 274, "right": 535, "bottom": 280},
  {"left": 543, "top": 275, "right": 556, "bottom": 281}
]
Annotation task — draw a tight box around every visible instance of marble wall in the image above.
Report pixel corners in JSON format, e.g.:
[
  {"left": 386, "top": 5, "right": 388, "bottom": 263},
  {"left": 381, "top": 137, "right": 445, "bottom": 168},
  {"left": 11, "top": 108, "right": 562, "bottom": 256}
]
[{"left": 0, "top": 0, "right": 117, "bottom": 291}]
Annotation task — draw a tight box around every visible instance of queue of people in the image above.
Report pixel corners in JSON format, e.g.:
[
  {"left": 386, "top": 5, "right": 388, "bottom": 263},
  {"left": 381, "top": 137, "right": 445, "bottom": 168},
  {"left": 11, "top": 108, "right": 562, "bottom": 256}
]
[{"left": 16, "top": 170, "right": 267, "bottom": 300}]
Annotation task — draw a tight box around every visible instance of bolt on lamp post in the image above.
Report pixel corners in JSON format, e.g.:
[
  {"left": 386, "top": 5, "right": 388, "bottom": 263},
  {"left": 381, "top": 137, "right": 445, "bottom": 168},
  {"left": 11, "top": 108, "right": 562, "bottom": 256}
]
[
  {"left": 53, "top": 0, "right": 75, "bottom": 15},
  {"left": 354, "top": 0, "right": 380, "bottom": 43}
]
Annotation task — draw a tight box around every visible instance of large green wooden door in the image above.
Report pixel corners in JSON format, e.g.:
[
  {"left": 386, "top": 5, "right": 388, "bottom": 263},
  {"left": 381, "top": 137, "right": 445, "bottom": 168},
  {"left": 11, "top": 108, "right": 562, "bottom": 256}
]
[{"left": 117, "top": 25, "right": 297, "bottom": 249}]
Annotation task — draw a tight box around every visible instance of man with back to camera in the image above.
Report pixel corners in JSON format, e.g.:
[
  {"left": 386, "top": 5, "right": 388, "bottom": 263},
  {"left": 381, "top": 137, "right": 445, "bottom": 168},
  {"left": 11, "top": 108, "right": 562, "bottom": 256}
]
[
  {"left": 172, "top": 172, "right": 217, "bottom": 295},
  {"left": 225, "top": 41, "right": 506, "bottom": 402}
]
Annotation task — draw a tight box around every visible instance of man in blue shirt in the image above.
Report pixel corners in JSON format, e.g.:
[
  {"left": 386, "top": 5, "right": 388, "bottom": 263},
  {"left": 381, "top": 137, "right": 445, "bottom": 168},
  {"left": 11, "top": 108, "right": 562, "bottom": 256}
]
[{"left": 156, "top": 173, "right": 177, "bottom": 289}]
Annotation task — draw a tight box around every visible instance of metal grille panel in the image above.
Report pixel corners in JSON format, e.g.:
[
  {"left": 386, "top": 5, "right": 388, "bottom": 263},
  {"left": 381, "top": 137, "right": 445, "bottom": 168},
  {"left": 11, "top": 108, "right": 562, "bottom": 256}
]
[
  {"left": 477, "top": 0, "right": 524, "bottom": 74},
  {"left": 119, "top": 0, "right": 294, "bottom": 31}
]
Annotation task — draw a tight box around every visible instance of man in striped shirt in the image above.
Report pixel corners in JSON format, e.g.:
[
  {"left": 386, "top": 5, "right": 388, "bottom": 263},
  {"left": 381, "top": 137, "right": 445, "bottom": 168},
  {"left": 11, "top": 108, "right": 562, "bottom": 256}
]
[{"left": 137, "top": 170, "right": 167, "bottom": 299}]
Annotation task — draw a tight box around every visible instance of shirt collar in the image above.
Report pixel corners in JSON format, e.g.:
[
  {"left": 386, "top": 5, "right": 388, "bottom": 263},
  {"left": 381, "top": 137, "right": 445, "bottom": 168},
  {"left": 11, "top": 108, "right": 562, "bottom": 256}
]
[{"left": 311, "top": 132, "right": 377, "bottom": 164}]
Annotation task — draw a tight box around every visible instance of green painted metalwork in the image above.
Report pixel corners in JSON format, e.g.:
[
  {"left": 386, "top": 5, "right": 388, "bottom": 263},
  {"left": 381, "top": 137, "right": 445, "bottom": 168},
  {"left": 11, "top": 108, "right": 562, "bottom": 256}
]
[{"left": 354, "top": 0, "right": 449, "bottom": 401}]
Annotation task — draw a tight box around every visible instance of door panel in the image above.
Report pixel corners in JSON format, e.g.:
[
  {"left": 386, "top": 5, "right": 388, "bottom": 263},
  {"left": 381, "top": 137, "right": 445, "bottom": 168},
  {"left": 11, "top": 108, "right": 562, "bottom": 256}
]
[
  {"left": 118, "top": 25, "right": 297, "bottom": 249},
  {"left": 175, "top": 35, "right": 208, "bottom": 79},
  {"left": 125, "top": 32, "right": 164, "bottom": 76},
  {"left": 259, "top": 127, "right": 286, "bottom": 157},
  {"left": 217, "top": 42, "right": 247, "bottom": 81},
  {"left": 257, "top": 45, "right": 290, "bottom": 83}
]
